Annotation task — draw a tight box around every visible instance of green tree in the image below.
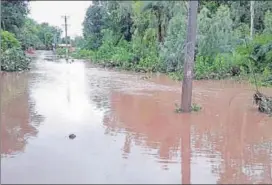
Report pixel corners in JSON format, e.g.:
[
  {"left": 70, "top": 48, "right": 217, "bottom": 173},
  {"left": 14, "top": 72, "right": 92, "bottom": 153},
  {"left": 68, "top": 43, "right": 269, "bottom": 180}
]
[
  {"left": 0, "top": 30, "right": 21, "bottom": 51},
  {"left": 230, "top": 1, "right": 272, "bottom": 32},
  {"left": 83, "top": 1, "right": 105, "bottom": 50},
  {"left": 37, "top": 23, "right": 62, "bottom": 50},
  {"left": 263, "top": 10, "right": 272, "bottom": 34},
  {"left": 17, "top": 18, "right": 43, "bottom": 50},
  {"left": 1, "top": 1, "right": 29, "bottom": 35}
]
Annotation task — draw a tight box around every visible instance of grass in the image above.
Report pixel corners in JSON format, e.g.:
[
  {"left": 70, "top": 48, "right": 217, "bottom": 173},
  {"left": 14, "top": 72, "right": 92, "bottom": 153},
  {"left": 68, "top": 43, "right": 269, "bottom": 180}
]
[{"left": 175, "top": 103, "right": 202, "bottom": 113}]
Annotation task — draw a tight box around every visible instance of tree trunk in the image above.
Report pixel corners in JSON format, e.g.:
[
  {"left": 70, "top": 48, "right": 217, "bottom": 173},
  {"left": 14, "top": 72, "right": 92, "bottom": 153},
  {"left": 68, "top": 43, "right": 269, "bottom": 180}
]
[
  {"left": 250, "top": 1, "right": 255, "bottom": 39},
  {"left": 181, "top": 0, "right": 199, "bottom": 112},
  {"left": 157, "top": 11, "right": 163, "bottom": 43}
]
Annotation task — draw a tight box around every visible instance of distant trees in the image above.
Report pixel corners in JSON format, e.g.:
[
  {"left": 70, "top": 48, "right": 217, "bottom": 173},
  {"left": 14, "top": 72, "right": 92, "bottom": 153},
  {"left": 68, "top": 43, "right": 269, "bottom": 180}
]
[
  {"left": 1, "top": 1, "right": 29, "bottom": 35},
  {"left": 1, "top": 0, "right": 62, "bottom": 71}
]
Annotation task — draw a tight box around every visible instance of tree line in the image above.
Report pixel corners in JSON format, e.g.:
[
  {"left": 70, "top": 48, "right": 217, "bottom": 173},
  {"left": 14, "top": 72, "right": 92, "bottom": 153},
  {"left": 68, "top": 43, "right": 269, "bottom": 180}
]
[
  {"left": 70, "top": 1, "right": 272, "bottom": 87},
  {"left": 1, "top": 1, "right": 62, "bottom": 71}
]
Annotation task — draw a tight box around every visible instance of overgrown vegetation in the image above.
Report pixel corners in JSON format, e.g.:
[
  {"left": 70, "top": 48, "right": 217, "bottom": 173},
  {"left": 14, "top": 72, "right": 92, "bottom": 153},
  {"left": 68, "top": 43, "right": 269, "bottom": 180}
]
[
  {"left": 1, "top": 1, "right": 62, "bottom": 71},
  {"left": 254, "top": 91, "right": 272, "bottom": 115},
  {"left": 1, "top": 48, "right": 31, "bottom": 71},
  {"left": 70, "top": 1, "right": 271, "bottom": 86}
]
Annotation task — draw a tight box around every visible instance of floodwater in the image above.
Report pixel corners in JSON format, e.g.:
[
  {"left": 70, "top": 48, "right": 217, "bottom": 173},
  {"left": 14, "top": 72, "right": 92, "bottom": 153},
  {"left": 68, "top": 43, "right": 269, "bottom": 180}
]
[{"left": 1, "top": 51, "right": 272, "bottom": 184}]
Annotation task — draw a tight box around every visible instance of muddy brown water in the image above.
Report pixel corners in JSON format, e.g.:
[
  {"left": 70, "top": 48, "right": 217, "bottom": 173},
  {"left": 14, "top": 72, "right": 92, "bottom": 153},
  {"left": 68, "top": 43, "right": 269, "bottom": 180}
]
[{"left": 1, "top": 51, "right": 272, "bottom": 184}]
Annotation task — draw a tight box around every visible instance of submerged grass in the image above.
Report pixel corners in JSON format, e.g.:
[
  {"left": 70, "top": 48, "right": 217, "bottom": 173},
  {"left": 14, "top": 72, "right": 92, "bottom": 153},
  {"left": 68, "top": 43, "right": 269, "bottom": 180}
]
[{"left": 174, "top": 103, "right": 202, "bottom": 113}]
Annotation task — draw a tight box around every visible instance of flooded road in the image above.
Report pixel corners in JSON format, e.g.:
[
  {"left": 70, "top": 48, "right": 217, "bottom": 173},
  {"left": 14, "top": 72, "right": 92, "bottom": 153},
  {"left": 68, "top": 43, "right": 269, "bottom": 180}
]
[{"left": 1, "top": 51, "right": 272, "bottom": 184}]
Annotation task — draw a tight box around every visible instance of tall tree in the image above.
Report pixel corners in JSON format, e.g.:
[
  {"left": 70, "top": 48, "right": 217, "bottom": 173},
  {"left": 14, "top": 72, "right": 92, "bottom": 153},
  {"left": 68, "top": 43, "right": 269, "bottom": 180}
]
[
  {"left": 37, "top": 23, "right": 62, "bottom": 50},
  {"left": 141, "top": 1, "right": 175, "bottom": 43},
  {"left": 181, "top": 0, "right": 199, "bottom": 112},
  {"left": 83, "top": 1, "right": 105, "bottom": 50},
  {"left": 1, "top": 1, "right": 29, "bottom": 35}
]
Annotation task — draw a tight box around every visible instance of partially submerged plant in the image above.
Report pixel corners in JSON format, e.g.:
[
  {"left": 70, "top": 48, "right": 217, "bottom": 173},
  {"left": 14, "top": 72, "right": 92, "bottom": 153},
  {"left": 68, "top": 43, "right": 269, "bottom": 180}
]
[
  {"left": 175, "top": 103, "right": 183, "bottom": 113},
  {"left": 191, "top": 103, "right": 202, "bottom": 112},
  {"left": 175, "top": 102, "right": 202, "bottom": 113},
  {"left": 253, "top": 91, "right": 272, "bottom": 115}
]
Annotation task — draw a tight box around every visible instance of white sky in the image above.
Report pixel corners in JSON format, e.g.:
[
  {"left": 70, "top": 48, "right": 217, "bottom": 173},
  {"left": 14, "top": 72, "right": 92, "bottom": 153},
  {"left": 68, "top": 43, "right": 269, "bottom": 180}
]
[{"left": 29, "top": 1, "right": 92, "bottom": 38}]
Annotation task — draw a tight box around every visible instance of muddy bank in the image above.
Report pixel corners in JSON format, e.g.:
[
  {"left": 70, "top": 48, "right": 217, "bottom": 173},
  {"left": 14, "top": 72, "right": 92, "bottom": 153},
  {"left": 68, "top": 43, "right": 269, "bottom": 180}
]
[{"left": 1, "top": 51, "right": 272, "bottom": 184}]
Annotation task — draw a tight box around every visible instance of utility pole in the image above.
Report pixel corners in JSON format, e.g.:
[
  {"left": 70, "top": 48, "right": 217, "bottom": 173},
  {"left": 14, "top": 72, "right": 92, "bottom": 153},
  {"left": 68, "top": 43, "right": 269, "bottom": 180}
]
[
  {"left": 53, "top": 34, "right": 56, "bottom": 52},
  {"left": 181, "top": 0, "right": 199, "bottom": 112},
  {"left": 0, "top": 3, "right": 2, "bottom": 73},
  {"left": 250, "top": 1, "right": 255, "bottom": 40},
  {"left": 62, "top": 15, "right": 69, "bottom": 61}
]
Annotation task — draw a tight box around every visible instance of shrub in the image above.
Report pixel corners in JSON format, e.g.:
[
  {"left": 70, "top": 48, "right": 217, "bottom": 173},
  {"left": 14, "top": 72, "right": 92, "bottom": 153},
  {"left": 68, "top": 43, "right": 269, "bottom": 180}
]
[
  {"left": 56, "top": 48, "right": 66, "bottom": 57},
  {"left": 1, "top": 47, "right": 31, "bottom": 71},
  {"left": 1, "top": 30, "right": 21, "bottom": 51}
]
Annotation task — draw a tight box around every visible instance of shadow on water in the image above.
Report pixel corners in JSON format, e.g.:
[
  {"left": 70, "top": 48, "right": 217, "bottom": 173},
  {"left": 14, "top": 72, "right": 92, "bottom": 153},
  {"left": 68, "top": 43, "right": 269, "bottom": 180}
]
[{"left": 1, "top": 51, "right": 272, "bottom": 184}]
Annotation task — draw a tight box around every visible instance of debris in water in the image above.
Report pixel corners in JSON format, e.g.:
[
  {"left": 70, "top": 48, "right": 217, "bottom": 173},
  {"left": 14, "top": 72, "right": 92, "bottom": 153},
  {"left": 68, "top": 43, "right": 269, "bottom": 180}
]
[
  {"left": 253, "top": 91, "right": 272, "bottom": 115},
  {"left": 69, "top": 134, "right": 76, "bottom": 139},
  {"left": 140, "top": 75, "right": 151, "bottom": 80}
]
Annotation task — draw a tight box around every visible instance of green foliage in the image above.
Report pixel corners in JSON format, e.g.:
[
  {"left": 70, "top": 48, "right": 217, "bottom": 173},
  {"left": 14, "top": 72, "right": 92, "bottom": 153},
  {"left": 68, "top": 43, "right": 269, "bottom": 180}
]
[
  {"left": 56, "top": 48, "right": 66, "bottom": 57},
  {"left": 1, "top": 1, "right": 29, "bottom": 35},
  {"left": 17, "top": 18, "right": 45, "bottom": 50},
  {"left": 0, "top": 31, "right": 31, "bottom": 72},
  {"left": 263, "top": 10, "right": 272, "bottom": 34},
  {"left": 0, "top": 1, "right": 62, "bottom": 72},
  {"left": 1, "top": 0, "right": 61, "bottom": 51},
  {"left": 71, "top": 36, "right": 85, "bottom": 48},
  {"left": 191, "top": 103, "right": 202, "bottom": 112},
  {"left": 1, "top": 47, "right": 30, "bottom": 71},
  {"left": 175, "top": 103, "right": 202, "bottom": 113},
  {"left": 0, "top": 30, "right": 21, "bottom": 51},
  {"left": 83, "top": 2, "right": 105, "bottom": 50},
  {"left": 197, "top": 5, "right": 238, "bottom": 61},
  {"left": 76, "top": 0, "right": 271, "bottom": 87},
  {"left": 233, "top": 34, "right": 272, "bottom": 72},
  {"left": 37, "top": 23, "right": 62, "bottom": 50},
  {"left": 160, "top": 2, "right": 187, "bottom": 72},
  {"left": 71, "top": 49, "right": 94, "bottom": 59},
  {"left": 194, "top": 54, "right": 232, "bottom": 80},
  {"left": 168, "top": 72, "right": 183, "bottom": 81},
  {"left": 230, "top": 1, "right": 272, "bottom": 32}
]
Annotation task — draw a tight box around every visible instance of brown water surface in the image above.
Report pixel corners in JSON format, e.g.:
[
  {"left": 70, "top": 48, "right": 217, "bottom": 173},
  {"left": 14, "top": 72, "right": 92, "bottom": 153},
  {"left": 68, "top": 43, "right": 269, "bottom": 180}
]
[{"left": 1, "top": 51, "right": 272, "bottom": 184}]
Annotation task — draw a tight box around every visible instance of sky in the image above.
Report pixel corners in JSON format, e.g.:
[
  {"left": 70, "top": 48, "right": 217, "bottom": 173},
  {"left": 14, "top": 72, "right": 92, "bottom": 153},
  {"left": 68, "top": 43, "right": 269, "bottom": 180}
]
[{"left": 29, "top": 1, "right": 92, "bottom": 38}]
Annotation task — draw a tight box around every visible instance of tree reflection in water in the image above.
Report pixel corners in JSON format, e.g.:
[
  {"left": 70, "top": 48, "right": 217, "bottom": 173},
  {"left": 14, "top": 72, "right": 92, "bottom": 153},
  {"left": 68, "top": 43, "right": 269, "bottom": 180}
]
[
  {"left": 103, "top": 82, "right": 272, "bottom": 184},
  {"left": 1, "top": 72, "right": 44, "bottom": 157}
]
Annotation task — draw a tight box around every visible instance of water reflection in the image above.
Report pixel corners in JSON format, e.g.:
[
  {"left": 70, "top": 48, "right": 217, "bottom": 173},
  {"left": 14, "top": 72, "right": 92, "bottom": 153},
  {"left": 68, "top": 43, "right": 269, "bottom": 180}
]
[
  {"left": 1, "top": 51, "right": 272, "bottom": 183},
  {"left": 0, "top": 72, "right": 43, "bottom": 157},
  {"left": 104, "top": 83, "right": 272, "bottom": 184}
]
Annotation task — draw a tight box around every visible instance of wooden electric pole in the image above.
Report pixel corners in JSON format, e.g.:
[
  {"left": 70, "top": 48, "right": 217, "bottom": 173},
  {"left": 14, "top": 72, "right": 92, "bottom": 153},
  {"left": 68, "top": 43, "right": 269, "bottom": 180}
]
[
  {"left": 62, "top": 15, "right": 69, "bottom": 61},
  {"left": 181, "top": 0, "right": 199, "bottom": 112}
]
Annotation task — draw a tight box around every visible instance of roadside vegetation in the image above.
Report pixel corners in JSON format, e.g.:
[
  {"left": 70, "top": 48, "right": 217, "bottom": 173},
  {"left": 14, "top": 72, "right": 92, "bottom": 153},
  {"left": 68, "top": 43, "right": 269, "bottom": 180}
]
[
  {"left": 66, "top": 1, "right": 272, "bottom": 87},
  {"left": 0, "top": 1, "right": 62, "bottom": 71}
]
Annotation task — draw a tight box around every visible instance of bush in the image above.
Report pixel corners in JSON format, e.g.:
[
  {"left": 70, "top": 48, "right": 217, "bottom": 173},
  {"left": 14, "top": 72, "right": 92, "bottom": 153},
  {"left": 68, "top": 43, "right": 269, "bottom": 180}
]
[
  {"left": 160, "top": 4, "right": 187, "bottom": 73},
  {"left": 1, "top": 30, "right": 21, "bottom": 51},
  {"left": 263, "top": 10, "right": 272, "bottom": 34},
  {"left": 56, "top": 48, "right": 66, "bottom": 57},
  {"left": 233, "top": 34, "right": 272, "bottom": 73},
  {"left": 1, "top": 48, "right": 31, "bottom": 71},
  {"left": 71, "top": 49, "right": 96, "bottom": 60}
]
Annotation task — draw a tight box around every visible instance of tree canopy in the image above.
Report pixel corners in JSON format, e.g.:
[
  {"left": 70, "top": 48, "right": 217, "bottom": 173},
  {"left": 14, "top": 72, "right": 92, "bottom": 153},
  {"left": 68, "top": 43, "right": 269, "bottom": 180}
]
[{"left": 75, "top": 1, "right": 272, "bottom": 86}]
